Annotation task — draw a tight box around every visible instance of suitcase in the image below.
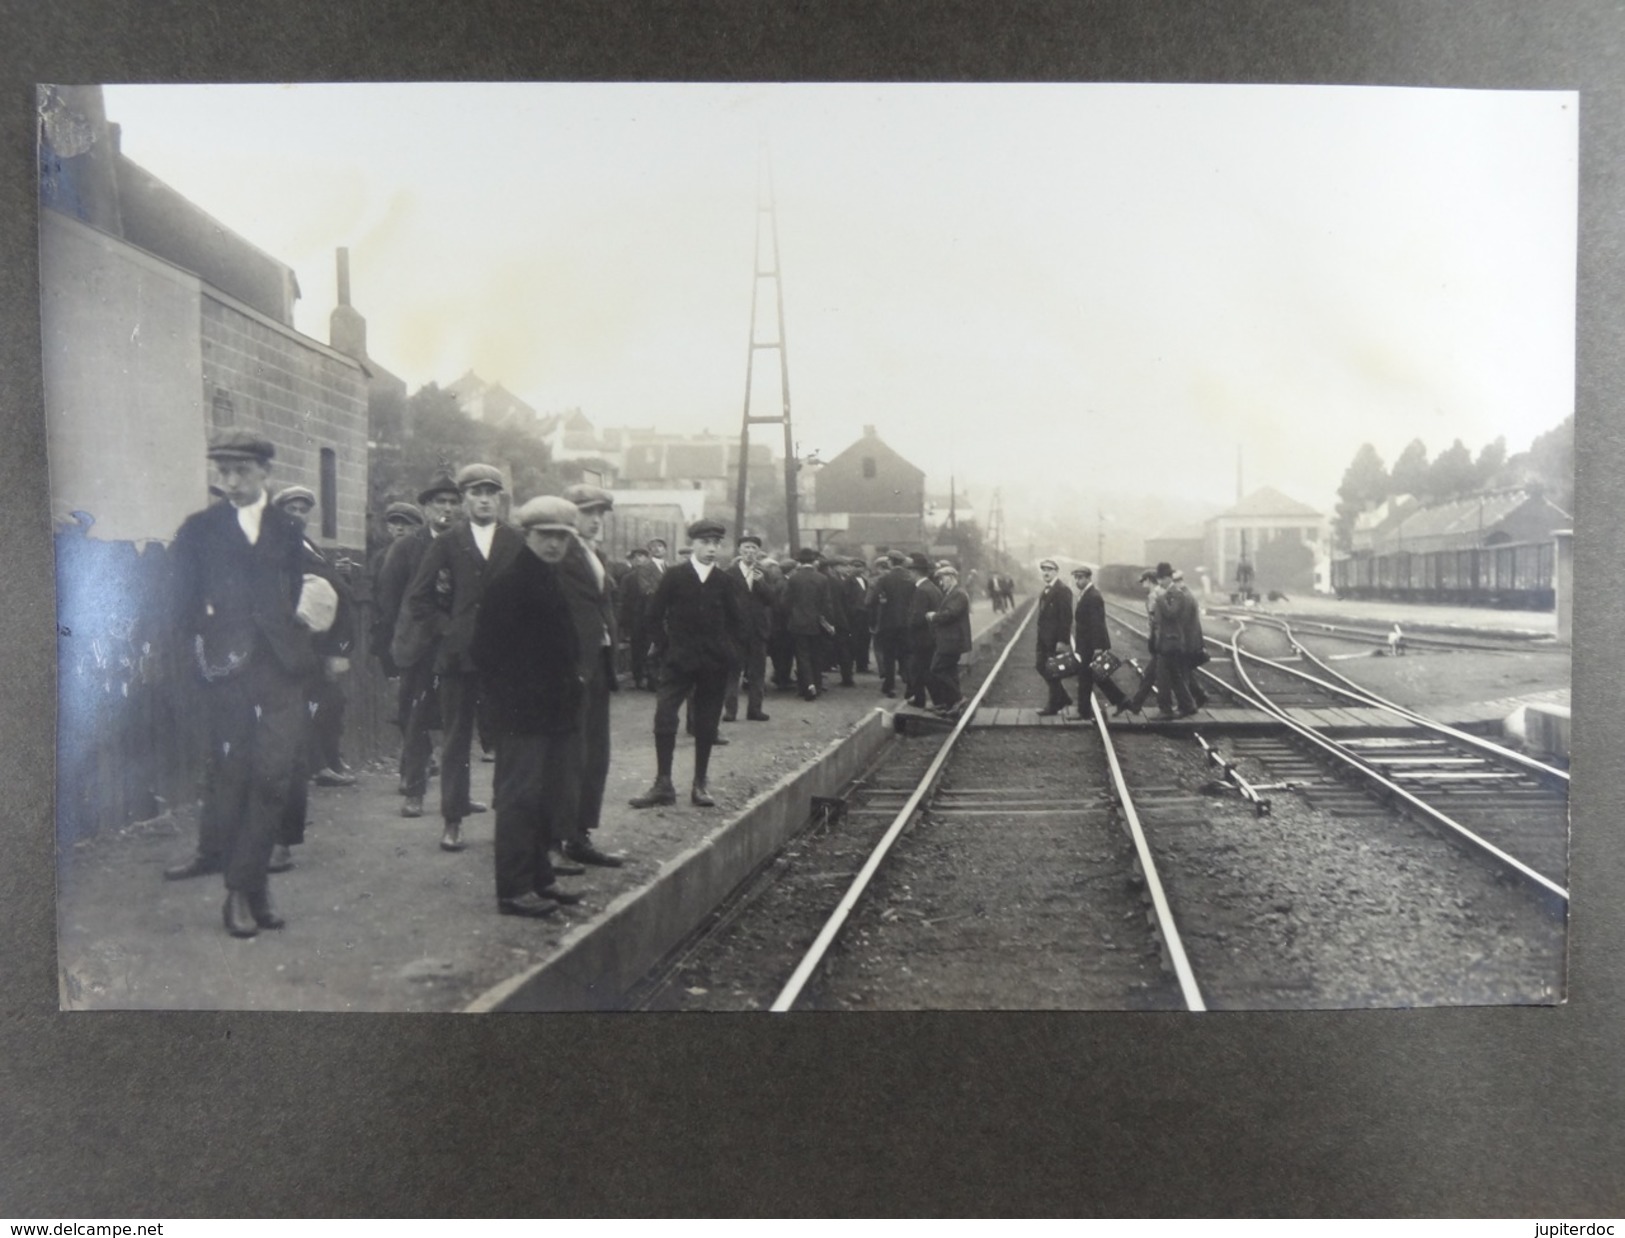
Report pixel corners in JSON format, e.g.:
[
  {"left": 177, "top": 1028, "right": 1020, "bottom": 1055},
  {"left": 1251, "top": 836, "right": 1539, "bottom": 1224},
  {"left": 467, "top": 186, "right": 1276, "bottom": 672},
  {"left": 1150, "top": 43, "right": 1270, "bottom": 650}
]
[{"left": 1088, "top": 649, "right": 1143, "bottom": 702}]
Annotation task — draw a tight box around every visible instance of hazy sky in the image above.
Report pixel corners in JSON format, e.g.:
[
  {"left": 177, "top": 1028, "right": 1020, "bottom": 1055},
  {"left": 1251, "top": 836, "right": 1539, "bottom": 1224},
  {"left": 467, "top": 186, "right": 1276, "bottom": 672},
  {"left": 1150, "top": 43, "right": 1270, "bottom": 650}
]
[{"left": 100, "top": 82, "right": 1577, "bottom": 515}]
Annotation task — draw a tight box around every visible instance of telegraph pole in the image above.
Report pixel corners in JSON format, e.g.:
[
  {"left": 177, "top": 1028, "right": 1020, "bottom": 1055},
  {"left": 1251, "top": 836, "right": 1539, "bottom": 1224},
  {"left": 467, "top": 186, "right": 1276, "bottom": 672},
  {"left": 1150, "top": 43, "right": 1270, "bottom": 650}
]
[{"left": 734, "top": 147, "right": 800, "bottom": 550}]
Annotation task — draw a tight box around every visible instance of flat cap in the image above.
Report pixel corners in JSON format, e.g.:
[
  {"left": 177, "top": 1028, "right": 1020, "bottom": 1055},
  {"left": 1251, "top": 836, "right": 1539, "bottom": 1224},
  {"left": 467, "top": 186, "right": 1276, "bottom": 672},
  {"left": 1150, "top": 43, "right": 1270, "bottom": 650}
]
[
  {"left": 273, "top": 485, "right": 317, "bottom": 509},
  {"left": 887, "top": 550, "right": 907, "bottom": 566},
  {"left": 647, "top": 538, "right": 668, "bottom": 550},
  {"left": 796, "top": 547, "right": 820, "bottom": 564},
  {"left": 514, "top": 495, "right": 578, "bottom": 532},
  {"left": 1156, "top": 561, "right": 1174, "bottom": 578},
  {"left": 1139, "top": 569, "right": 1158, "bottom": 583},
  {"left": 207, "top": 428, "right": 274, "bottom": 463},
  {"left": 627, "top": 547, "right": 650, "bottom": 560},
  {"left": 417, "top": 474, "right": 461, "bottom": 504},
  {"left": 687, "top": 517, "right": 727, "bottom": 540},
  {"left": 937, "top": 564, "right": 959, "bottom": 578},
  {"left": 1039, "top": 558, "right": 1059, "bottom": 571},
  {"left": 385, "top": 501, "right": 424, "bottom": 525},
  {"left": 1071, "top": 565, "right": 1092, "bottom": 578},
  {"left": 908, "top": 552, "right": 932, "bottom": 573},
  {"left": 562, "top": 483, "right": 614, "bottom": 512},
  {"left": 455, "top": 463, "right": 505, "bottom": 492},
  {"left": 737, "top": 531, "right": 763, "bottom": 547}
]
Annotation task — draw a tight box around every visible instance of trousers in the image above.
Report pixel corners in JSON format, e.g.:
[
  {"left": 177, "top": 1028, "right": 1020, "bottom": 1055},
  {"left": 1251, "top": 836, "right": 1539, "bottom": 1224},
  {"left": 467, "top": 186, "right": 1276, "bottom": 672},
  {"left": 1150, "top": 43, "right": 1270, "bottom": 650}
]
[{"left": 492, "top": 730, "right": 576, "bottom": 900}]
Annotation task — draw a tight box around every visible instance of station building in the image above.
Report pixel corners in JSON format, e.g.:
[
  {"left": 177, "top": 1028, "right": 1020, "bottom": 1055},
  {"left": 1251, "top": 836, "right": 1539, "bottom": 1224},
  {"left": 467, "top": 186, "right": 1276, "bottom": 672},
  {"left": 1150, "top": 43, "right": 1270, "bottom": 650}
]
[
  {"left": 1203, "top": 486, "right": 1328, "bottom": 596},
  {"left": 811, "top": 426, "right": 927, "bottom": 554},
  {"left": 39, "top": 85, "right": 370, "bottom": 550}
]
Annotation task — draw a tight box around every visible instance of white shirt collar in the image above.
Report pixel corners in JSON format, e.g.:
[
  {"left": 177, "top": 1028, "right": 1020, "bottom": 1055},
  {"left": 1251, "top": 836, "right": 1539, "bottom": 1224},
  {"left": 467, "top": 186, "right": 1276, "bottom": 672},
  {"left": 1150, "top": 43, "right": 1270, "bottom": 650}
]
[
  {"left": 691, "top": 559, "right": 715, "bottom": 584},
  {"left": 470, "top": 520, "right": 497, "bottom": 559},
  {"left": 235, "top": 489, "right": 268, "bottom": 545}
]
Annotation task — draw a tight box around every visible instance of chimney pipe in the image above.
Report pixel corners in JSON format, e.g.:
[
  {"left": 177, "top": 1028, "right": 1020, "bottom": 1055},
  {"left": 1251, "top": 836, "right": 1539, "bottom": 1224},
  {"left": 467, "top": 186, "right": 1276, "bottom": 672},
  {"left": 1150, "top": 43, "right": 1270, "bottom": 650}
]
[{"left": 336, "top": 247, "right": 351, "bottom": 307}]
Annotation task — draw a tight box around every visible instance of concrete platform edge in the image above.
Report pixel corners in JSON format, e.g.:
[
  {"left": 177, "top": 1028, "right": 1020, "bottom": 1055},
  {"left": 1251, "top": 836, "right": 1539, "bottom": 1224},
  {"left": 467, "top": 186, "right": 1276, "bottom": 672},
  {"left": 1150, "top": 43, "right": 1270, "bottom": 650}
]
[{"left": 465, "top": 707, "right": 895, "bottom": 1012}]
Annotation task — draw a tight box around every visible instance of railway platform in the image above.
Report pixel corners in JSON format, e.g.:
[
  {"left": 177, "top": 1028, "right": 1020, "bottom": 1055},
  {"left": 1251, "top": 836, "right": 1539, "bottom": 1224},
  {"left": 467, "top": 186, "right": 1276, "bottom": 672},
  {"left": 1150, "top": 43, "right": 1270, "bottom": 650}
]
[
  {"left": 57, "top": 596, "right": 1020, "bottom": 1013},
  {"left": 1203, "top": 592, "right": 1557, "bottom": 640}
]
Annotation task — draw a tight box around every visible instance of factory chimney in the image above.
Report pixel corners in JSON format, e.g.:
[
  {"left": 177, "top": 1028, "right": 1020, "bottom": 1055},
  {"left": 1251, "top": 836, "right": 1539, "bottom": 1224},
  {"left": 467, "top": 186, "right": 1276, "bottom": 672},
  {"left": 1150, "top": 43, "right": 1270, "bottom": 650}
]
[{"left": 328, "top": 246, "right": 367, "bottom": 360}]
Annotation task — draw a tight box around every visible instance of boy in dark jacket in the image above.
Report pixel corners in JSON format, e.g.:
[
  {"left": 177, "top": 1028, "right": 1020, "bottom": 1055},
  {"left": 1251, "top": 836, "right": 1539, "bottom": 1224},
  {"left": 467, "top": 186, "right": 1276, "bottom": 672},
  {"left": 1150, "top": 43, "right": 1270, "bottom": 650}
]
[{"left": 470, "top": 496, "right": 585, "bottom": 919}]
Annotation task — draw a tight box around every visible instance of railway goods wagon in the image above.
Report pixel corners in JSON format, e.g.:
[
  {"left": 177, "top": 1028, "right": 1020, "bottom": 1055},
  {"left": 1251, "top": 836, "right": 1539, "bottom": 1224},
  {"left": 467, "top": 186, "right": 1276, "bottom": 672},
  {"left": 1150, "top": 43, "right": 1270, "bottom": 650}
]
[
  {"left": 1098, "top": 563, "right": 1149, "bottom": 597},
  {"left": 1331, "top": 539, "right": 1554, "bottom": 609}
]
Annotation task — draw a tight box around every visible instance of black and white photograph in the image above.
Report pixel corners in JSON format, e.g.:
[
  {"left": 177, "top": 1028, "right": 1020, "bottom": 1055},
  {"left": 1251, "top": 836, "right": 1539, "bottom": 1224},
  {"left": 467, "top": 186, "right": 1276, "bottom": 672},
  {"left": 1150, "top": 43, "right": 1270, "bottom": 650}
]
[{"left": 41, "top": 81, "right": 1576, "bottom": 1013}]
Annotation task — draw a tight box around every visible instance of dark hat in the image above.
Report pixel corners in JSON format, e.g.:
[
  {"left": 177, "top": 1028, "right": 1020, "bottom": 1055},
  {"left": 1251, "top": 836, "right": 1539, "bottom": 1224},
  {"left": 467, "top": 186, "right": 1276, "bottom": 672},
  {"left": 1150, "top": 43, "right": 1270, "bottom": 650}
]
[
  {"left": 513, "top": 495, "right": 578, "bottom": 532},
  {"left": 737, "top": 531, "right": 763, "bottom": 547},
  {"left": 1139, "top": 569, "right": 1158, "bottom": 583},
  {"left": 417, "top": 474, "right": 460, "bottom": 504},
  {"left": 384, "top": 501, "right": 424, "bottom": 526},
  {"left": 206, "top": 429, "right": 274, "bottom": 464},
  {"left": 273, "top": 485, "right": 317, "bottom": 509},
  {"left": 455, "top": 463, "right": 505, "bottom": 492},
  {"left": 1156, "top": 561, "right": 1174, "bottom": 578},
  {"left": 562, "top": 483, "right": 614, "bottom": 512},
  {"left": 1039, "top": 558, "right": 1059, "bottom": 571},
  {"left": 908, "top": 552, "right": 932, "bottom": 573},
  {"left": 887, "top": 550, "right": 907, "bottom": 566},
  {"left": 795, "top": 547, "right": 820, "bottom": 564},
  {"left": 687, "top": 517, "right": 727, "bottom": 540},
  {"left": 627, "top": 547, "right": 650, "bottom": 560},
  {"left": 647, "top": 538, "right": 668, "bottom": 552}
]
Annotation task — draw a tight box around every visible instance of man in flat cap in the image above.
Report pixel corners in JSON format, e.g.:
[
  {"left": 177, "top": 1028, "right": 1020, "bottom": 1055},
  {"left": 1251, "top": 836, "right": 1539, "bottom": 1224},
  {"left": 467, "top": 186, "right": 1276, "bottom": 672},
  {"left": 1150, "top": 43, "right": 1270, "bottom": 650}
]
[
  {"left": 266, "top": 485, "right": 357, "bottom": 873},
  {"left": 163, "top": 430, "right": 324, "bottom": 937},
  {"left": 470, "top": 497, "right": 585, "bottom": 918},
  {"left": 555, "top": 483, "right": 625, "bottom": 867},
  {"left": 926, "top": 564, "right": 972, "bottom": 714},
  {"left": 378, "top": 474, "right": 462, "bottom": 816},
  {"left": 723, "top": 532, "right": 778, "bottom": 723},
  {"left": 398, "top": 464, "right": 521, "bottom": 852},
  {"left": 618, "top": 547, "right": 658, "bottom": 690},
  {"left": 904, "top": 553, "right": 943, "bottom": 708},
  {"left": 784, "top": 546, "right": 837, "bottom": 701},
  {"left": 1120, "top": 569, "right": 1166, "bottom": 716},
  {"left": 1151, "top": 562, "right": 1200, "bottom": 719},
  {"left": 1035, "top": 558, "right": 1074, "bottom": 716},
  {"left": 872, "top": 550, "right": 913, "bottom": 699},
  {"left": 1070, "top": 565, "right": 1128, "bottom": 715},
  {"left": 630, "top": 517, "right": 746, "bottom": 809}
]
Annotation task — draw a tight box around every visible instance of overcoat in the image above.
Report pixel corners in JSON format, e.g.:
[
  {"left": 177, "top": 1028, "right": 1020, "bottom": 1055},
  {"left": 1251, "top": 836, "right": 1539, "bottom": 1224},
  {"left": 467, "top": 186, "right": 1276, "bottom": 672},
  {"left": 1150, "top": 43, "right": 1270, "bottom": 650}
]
[
  {"left": 395, "top": 518, "right": 523, "bottom": 674},
  {"left": 170, "top": 499, "right": 317, "bottom": 681},
  {"left": 1035, "top": 581, "right": 1074, "bottom": 651},
  {"left": 470, "top": 551, "right": 583, "bottom": 735},
  {"left": 784, "top": 565, "right": 836, "bottom": 637},
  {"left": 557, "top": 536, "right": 619, "bottom": 680},
  {"left": 727, "top": 560, "right": 780, "bottom": 642},
  {"left": 1072, "top": 581, "right": 1112, "bottom": 664},
  {"left": 646, "top": 560, "right": 747, "bottom": 674},
  {"left": 929, "top": 584, "right": 973, "bottom": 655},
  {"left": 875, "top": 566, "right": 914, "bottom": 632}
]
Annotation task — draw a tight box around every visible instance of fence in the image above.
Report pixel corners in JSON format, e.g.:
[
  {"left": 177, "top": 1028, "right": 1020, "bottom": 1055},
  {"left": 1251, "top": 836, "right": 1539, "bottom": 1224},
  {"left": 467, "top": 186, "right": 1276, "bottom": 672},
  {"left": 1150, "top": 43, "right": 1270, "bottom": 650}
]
[{"left": 55, "top": 530, "right": 404, "bottom": 843}]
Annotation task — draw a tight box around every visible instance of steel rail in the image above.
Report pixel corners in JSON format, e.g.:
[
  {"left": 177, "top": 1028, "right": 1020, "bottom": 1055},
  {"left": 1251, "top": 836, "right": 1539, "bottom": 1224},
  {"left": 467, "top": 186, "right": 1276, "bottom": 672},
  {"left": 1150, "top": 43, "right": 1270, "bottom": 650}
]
[
  {"left": 769, "top": 600, "right": 1038, "bottom": 1012},
  {"left": 1226, "top": 617, "right": 1569, "bottom": 787},
  {"left": 1085, "top": 690, "right": 1207, "bottom": 1010},
  {"left": 1224, "top": 629, "right": 1569, "bottom": 904},
  {"left": 1103, "top": 597, "right": 1567, "bottom": 786},
  {"left": 1211, "top": 608, "right": 1544, "bottom": 653}
]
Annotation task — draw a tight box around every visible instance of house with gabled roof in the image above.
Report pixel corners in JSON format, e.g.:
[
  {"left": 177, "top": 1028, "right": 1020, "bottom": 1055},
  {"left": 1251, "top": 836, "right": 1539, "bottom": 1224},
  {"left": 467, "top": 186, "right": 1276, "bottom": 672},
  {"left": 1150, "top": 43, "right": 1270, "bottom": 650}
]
[{"left": 1204, "top": 485, "right": 1328, "bottom": 594}]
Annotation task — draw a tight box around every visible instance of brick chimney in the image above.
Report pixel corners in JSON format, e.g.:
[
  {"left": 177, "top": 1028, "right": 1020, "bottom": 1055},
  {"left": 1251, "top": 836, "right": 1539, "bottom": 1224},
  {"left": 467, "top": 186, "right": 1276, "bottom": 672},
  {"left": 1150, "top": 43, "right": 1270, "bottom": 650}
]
[{"left": 328, "top": 246, "right": 367, "bottom": 360}]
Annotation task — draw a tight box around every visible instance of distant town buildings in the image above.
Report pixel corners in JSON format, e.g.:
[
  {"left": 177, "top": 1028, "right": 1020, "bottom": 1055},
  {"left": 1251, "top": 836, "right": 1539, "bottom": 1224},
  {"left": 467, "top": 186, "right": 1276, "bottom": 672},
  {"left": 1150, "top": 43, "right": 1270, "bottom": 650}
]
[
  {"left": 1204, "top": 486, "right": 1328, "bottom": 595},
  {"left": 811, "top": 425, "right": 926, "bottom": 553},
  {"left": 1352, "top": 487, "right": 1569, "bottom": 558}
]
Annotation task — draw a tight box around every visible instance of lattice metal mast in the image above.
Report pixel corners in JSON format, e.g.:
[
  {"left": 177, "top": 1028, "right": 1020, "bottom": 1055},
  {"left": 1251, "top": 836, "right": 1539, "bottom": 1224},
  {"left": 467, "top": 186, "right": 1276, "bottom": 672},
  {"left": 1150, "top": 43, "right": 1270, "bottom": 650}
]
[{"left": 734, "top": 149, "right": 800, "bottom": 550}]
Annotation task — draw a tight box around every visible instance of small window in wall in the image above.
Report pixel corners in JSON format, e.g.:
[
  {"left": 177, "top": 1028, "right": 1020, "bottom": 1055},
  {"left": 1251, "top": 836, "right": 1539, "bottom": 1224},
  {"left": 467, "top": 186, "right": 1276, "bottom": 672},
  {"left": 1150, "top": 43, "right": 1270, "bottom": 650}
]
[
  {"left": 319, "top": 448, "right": 338, "bottom": 540},
  {"left": 862, "top": 456, "right": 876, "bottom": 479}
]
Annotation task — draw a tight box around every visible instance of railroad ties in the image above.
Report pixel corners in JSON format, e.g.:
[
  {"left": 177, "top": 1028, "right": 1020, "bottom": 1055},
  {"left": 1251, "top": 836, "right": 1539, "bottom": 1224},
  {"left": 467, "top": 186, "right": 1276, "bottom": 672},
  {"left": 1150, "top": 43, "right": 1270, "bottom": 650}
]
[{"left": 947, "top": 703, "right": 1412, "bottom": 739}]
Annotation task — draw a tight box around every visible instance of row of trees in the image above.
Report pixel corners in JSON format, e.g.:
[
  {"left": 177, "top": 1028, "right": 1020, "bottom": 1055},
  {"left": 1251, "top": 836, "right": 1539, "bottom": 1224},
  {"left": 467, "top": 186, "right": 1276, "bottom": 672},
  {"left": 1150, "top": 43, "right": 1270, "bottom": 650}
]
[{"left": 1332, "top": 416, "right": 1573, "bottom": 550}]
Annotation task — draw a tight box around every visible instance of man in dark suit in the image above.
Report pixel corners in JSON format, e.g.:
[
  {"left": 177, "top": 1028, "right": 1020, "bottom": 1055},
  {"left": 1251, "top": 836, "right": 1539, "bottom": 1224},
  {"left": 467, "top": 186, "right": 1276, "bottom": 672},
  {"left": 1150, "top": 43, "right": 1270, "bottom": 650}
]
[
  {"left": 1070, "top": 565, "right": 1128, "bottom": 713},
  {"left": 396, "top": 464, "right": 522, "bottom": 853},
  {"left": 470, "top": 496, "right": 585, "bottom": 919},
  {"left": 630, "top": 518, "right": 746, "bottom": 809},
  {"left": 1152, "top": 563, "right": 1201, "bottom": 719},
  {"left": 267, "top": 485, "right": 357, "bottom": 873},
  {"left": 163, "top": 430, "right": 325, "bottom": 938},
  {"left": 926, "top": 564, "right": 972, "bottom": 713},
  {"left": 904, "top": 552, "right": 943, "bottom": 708},
  {"left": 377, "top": 474, "right": 461, "bottom": 817},
  {"left": 1034, "top": 557, "right": 1075, "bottom": 716},
  {"left": 873, "top": 550, "right": 913, "bottom": 698},
  {"left": 618, "top": 547, "right": 656, "bottom": 689},
  {"left": 556, "top": 484, "right": 625, "bottom": 869},
  {"left": 784, "top": 547, "right": 836, "bottom": 700},
  {"left": 723, "top": 532, "right": 777, "bottom": 723}
]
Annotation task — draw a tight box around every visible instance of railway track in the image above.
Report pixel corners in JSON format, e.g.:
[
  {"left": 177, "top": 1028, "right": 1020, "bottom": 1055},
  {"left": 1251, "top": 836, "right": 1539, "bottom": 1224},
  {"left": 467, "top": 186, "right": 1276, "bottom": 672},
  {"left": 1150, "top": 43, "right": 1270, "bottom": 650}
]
[
  {"left": 626, "top": 596, "right": 1566, "bottom": 1012},
  {"left": 1205, "top": 607, "right": 1551, "bottom": 654},
  {"left": 1103, "top": 596, "right": 1569, "bottom": 908}
]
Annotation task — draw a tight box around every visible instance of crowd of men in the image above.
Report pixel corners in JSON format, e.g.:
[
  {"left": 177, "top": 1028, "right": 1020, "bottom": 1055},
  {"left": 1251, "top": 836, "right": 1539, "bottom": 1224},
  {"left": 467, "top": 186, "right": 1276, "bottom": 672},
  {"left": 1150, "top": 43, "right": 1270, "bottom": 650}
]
[
  {"left": 163, "top": 431, "right": 990, "bottom": 936},
  {"left": 1030, "top": 558, "right": 1206, "bottom": 721}
]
